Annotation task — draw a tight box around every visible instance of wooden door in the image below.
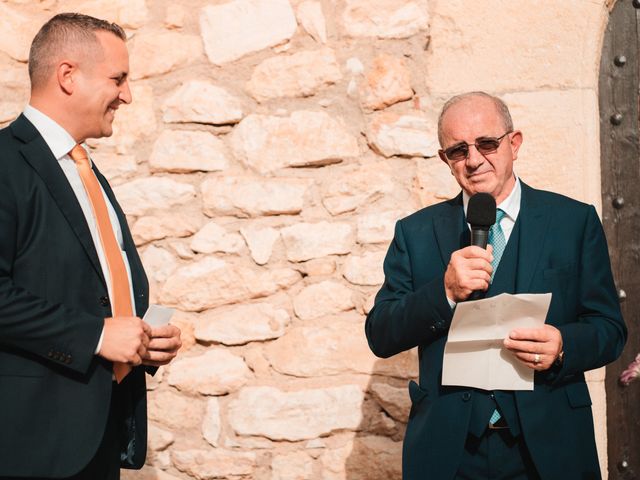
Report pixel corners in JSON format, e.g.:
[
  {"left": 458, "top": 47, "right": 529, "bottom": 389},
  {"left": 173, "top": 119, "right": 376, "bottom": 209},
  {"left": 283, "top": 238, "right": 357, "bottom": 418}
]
[{"left": 600, "top": 0, "right": 640, "bottom": 477}]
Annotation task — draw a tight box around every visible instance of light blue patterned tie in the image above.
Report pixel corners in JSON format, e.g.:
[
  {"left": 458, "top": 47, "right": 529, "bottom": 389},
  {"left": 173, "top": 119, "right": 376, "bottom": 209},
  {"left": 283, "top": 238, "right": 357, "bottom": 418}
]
[
  {"left": 489, "top": 209, "right": 506, "bottom": 425},
  {"left": 488, "top": 208, "right": 506, "bottom": 282}
]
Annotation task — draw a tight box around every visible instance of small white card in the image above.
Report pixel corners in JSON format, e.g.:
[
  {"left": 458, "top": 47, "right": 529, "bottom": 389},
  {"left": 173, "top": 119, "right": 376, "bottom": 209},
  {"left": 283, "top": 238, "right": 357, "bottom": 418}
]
[{"left": 143, "top": 304, "right": 175, "bottom": 327}]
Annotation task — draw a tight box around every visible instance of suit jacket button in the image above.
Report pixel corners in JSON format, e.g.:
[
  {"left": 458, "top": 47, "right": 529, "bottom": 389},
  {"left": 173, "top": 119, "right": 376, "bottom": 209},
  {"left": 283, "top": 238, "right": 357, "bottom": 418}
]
[
  {"left": 100, "top": 296, "right": 110, "bottom": 307},
  {"left": 462, "top": 392, "right": 471, "bottom": 402},
  {"left": 430, "top": 325, "right": 436, "bottom": 332}
]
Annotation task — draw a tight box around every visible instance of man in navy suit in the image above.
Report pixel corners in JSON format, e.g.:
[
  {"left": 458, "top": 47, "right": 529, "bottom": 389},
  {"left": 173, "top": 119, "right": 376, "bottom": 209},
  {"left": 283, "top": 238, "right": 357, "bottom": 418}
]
[
  {"left": 0, "top": 13, "right": 181, "bottom": 479},
  {"left": 365, "top": 92, "right": 626, "bottom": 479}
]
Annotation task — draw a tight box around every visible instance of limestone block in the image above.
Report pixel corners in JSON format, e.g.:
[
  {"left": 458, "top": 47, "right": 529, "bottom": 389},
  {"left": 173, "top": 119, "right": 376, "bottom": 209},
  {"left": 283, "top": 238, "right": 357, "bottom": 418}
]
[
  {"left": 272, "top": 451, "right": 314, "bottom": 480},
  {"left": 357, "top": 210, "right": 406, "bottom": 244},
  {"left": 147, "top": 390, "right": 205, "bottom": 430},
  {"left": 321, "top": 162, "right": 395, "bottom": 215},
  {"left": 130, "top": 30, "right": 202, "bottom": 80},
  {"left": 0, "top": 4, "right": 42, "bottom": 61},
  {"left": 113, "top": 177, "right": 196, "bottom": 216},
  {"left": 343, "top": 251, "right": 386, "bottom": 286},
  {"left": 281, "top": 222, "right": 354, "bottom": 262},
  {"left": 231, "top": 111, "right": 359, "bottom": 174},
  {"left": 132, "top": 213, "right": 200, "bottom": 245},
  {"left": 416, "top": 157, "right": 460, "bottom": 207},
  {"left": 361, "top": 55, "right": 413, "bottom": 111},
  {"left": 322, "top": 436, "right": 402, "bottom": 480},
  {"left": 296, "top": 258, "right": 337, "bottom": 276},
  {"left": 190, "top": 222, "right": 244, "bottom": 255},
  {"left": 370, "top": 383, "right": 411, "bottom": 422},
  {"left": 195, "top": 302, "right": 290, "bottom": 345},
  {"left": 162, "top": 81, "right": 245, "bottom": 125},
  {"left": 61, "top": 0, "right": 149, "bottom": 29},
  {"left": 121, "top": 466, "right": 182, "bottom": 480},
  {"left": 202, "top": 398, "right": 221, "bottom": 447},
  {"left": 502, "top": 90, "right": 598, "bottom": 203},
  {"left": 293, "top": 281, "right": 354, "bottom": 320},
  {"left": 342, "top": 0, "right": 429, "bottom": 39},
  {"left": 297, "top": 1, "right": 328, "bottom": 44},
  {"left": 149, "top": 130, "right": 230, "bottom": 173},
  {"left": 201, "top": 176, "right": 311, "bottom": 218},
  {"left": 266, "top": 322, "right": 380, "bottom": 377},
  {"left": 148, "top": 424, "right": 174, "bottom": 452},
  {"left": 240, "top": 226, "right": 280, "bottom": 265},
  {"left": 161, "top": 257, "right": 301, "bottom": 311},
  {"left": 172, "top": 449, "right": 256, "bottom": 478},
  {"left": 367, "top": 111, "right": 439, "bottom": 158},
  {"left": 167, "top": 349, "right": 252, "bottom": 395},
  {"left": 170, "top": 310, "right": 197, "bottom": 352},
  {"left": 140, "top": 245, "right": 179, "bottom": 284},
  {"left": 164, "top": 4, "right": 186, "bottom": 30},
  {"left": 0, "top": 101, "right": 22, "bottom": 124},
  {"left": 426, "top": 1, "right": 604, "bottom": 93},
  {"left": 247, "top": 48, "right": 342, "bottom": 102},
  {"left": 200, "top": 0, "right": 297, "bottom": 65},
  {"left": 91, "top": 153, "right": 137, "bottom": 184},
  {"left": 228, "top": 385, "right": 364, "bottom": 441}
]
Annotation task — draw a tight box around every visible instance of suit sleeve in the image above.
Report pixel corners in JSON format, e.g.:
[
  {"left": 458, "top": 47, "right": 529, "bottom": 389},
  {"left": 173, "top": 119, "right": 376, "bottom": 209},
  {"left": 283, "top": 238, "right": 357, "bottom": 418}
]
[
  {"left": 0, "top": 175, "right": 102, "bottom": 375},
  {"left": 553, "top": 205, "right": 627, "bottom": 382},
  {"left": 365, "top": 220, "right": 453, "bottom": 358}
]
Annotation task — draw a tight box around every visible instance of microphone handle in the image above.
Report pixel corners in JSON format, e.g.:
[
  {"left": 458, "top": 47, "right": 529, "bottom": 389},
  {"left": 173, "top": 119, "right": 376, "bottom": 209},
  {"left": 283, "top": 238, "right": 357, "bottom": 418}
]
[{"left": 469, "top": 227, "right": 490, "bottom": 301}]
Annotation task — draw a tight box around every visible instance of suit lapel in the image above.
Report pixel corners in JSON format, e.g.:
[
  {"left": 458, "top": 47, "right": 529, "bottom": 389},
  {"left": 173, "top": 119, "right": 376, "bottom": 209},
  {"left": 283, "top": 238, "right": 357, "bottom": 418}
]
[
  {"left": 12, "top": 115, "right": 107, "bottom": 290},
  {"left": 434, "top": 193, "right": 466, "bottom": 266},
  {"left": 515, "top": 182, "right": 552, "bottom": 292}
]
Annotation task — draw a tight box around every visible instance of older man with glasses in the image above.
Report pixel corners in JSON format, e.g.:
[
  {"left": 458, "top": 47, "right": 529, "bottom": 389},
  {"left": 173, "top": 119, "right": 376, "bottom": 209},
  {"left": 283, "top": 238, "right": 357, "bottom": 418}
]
[{"left": 366, "top": 91, "right": 626, "bottom": 480}]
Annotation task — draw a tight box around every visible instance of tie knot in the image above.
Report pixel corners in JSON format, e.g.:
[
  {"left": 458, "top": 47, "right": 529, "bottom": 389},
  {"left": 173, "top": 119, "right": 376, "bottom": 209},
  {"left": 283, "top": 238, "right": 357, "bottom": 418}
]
[
  {"left": 495, "top": 208, "right": 506, "bottom": 224},
  {"left": 69, "top": 144, "right": 89, "bottom": 166}
]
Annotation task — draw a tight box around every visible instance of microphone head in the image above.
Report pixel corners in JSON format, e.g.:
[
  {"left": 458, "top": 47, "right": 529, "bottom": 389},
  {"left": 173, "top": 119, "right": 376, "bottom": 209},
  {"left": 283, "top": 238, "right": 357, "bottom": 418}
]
[{"left": 467, "top": 193, "right": 496, "bottom": 229}]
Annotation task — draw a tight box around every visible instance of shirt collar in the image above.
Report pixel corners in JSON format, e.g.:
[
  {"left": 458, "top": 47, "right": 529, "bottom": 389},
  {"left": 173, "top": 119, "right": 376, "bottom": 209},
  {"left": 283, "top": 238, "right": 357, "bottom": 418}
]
[
  {"left": 23, "top": 105, "right": 79, "bottom": 161},
  {"left": 462, "top": 175, "right": 522, "bottom": 222}
]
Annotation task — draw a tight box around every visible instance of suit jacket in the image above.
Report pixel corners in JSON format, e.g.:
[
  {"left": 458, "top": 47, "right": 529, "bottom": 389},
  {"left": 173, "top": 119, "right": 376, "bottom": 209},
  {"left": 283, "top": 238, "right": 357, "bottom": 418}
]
[
  {"left": 0, "top": 114, "right": 150, "bottom": 477},
  {"left": 365, "top": 182, "right": 626, "bottom": 480}
]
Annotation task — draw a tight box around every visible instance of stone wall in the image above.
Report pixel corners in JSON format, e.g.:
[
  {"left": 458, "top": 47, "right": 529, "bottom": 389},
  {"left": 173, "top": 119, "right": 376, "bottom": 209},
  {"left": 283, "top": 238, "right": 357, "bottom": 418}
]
[{"left": 0, "top": 0, "right": 614, "bottom": 478}]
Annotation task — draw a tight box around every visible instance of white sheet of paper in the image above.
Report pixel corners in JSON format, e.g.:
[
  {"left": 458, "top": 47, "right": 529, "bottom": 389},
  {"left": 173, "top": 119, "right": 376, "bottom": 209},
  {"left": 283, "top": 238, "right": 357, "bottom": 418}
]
[
  {"left": 143, "top": 304, "right": 175, "bottom": 327},
  {"left": 442, "top": 293, "right": 552, "bottom": 391}
]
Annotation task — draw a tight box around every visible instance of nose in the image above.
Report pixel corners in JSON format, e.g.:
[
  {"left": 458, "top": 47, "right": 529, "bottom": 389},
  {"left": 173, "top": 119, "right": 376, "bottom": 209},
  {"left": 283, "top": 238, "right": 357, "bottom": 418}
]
[
  {"left": 465, "top": 144, "right": 484, "bottom": 168},
  {"left": 119, "top": 79, "right": 132, "bottom": 105}
]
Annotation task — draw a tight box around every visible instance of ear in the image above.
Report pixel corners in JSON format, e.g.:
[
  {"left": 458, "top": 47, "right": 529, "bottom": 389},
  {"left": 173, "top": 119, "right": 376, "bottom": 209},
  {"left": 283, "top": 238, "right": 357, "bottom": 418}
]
[
  {"left": 56, "top": 61, "right": 76, "bottom": 95},
  {"left": 509, "top": 130, "right": 523, "bottom": 161}
]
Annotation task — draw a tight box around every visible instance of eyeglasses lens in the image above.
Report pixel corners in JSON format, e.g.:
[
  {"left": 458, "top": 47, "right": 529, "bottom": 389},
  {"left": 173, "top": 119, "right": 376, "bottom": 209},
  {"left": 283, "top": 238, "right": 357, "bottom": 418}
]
[{"left": 445, "top": 137, "right": 502, "bottom": 160}]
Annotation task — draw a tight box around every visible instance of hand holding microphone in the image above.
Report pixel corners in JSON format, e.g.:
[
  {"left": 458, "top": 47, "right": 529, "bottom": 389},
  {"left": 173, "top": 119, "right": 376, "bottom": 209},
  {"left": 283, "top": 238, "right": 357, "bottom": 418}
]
[{"left": 444, "top": 193, "right": 496, "bottom": 302}]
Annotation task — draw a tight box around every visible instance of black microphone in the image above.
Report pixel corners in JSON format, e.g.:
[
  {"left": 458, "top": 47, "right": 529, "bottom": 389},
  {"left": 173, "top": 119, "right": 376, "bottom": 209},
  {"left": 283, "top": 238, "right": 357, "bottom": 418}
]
[{"left": 466, "top": 193, "right": 496, "bottom": 300}]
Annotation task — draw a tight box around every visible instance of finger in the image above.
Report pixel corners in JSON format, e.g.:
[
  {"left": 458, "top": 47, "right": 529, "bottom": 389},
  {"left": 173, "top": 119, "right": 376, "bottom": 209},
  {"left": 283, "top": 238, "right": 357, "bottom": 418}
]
[
  {"left": 462, "top": 245, "right": 494, "bottom": 260},
  {"left": 508, "top": 328, "right": 550, "bottom": 342},
  {"left": 150, "top": 324, "right": 179, "bottom": 338},
  {"left": 143, "top": 350, "right": 177, "bottom": 364},
  {"left": 129, "top": 354, "right": 142, "bottom": 366},
  {"left": 148, "top": 337, "right": 181, "bottom": 351}
]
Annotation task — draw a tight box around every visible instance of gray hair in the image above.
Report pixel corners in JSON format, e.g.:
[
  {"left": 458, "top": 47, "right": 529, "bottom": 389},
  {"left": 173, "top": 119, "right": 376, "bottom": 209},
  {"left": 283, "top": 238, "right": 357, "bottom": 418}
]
[
  {"left": 437, "top": 91, "right": 514, "bottom": 146},
  {"left": 29, "top": 12, "right": 126, "bottom": 90}
]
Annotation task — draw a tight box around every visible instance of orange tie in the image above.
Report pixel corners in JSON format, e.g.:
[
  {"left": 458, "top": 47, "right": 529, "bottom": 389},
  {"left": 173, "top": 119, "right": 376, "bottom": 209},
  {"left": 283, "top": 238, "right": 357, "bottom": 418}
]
[{"left": 70, "top": 144, "right": 132, "bottom": 383}]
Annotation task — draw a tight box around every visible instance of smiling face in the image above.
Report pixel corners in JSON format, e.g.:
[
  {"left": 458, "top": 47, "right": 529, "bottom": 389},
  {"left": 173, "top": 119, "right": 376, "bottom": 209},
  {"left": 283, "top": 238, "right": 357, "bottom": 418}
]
[
  {"left": 438, "top": 95, "right": 522, "bottom": 204},
  {"left": 71, "top": 31, "right": 131, "bottom": 141}
]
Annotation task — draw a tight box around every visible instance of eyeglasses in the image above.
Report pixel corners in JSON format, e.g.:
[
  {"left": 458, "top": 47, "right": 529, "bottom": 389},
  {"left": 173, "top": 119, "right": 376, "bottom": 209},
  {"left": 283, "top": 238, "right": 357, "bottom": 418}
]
[{"left": 441, "top": 131, "right": 512, "bottom": 161}]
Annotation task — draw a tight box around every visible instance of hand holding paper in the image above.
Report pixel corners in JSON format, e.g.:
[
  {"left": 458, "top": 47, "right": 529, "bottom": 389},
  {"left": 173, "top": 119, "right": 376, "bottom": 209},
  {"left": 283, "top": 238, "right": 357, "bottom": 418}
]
[
  {"left": 141, "top": 305, "right": 182, "bottom": 367},
  {"left": 442, "top": 293, "right": 552, "bottom": 391}
]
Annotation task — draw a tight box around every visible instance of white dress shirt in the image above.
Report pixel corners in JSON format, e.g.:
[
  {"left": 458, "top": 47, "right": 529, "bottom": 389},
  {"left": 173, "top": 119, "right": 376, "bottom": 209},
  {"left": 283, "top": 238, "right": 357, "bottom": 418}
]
[{"left": 23, "top": 105, "right": 136, "bottom": 352}]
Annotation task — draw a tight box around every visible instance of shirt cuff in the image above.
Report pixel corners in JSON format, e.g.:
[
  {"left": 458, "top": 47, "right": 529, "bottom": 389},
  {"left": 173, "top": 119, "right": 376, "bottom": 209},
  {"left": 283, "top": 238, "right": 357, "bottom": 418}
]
[
  {"left": 447, "top": 296, "right": 457, "bottom": 310},
  {"left": 95, "top": 326, "right": 105, "bottom": 355}
]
